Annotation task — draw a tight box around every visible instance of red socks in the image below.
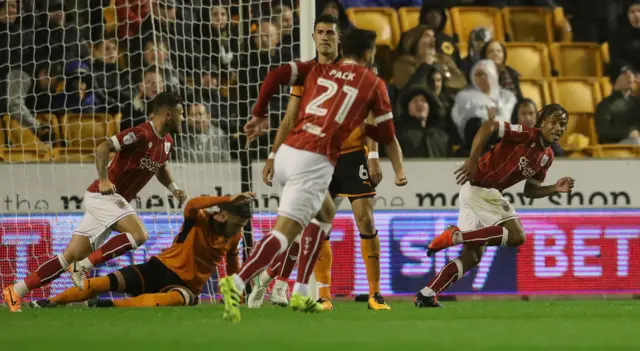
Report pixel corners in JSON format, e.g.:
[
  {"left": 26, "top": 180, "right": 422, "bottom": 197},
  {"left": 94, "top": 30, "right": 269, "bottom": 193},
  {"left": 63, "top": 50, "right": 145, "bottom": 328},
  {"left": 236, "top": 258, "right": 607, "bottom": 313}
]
[
  {"left": 296, "top": 220, "right": 330, "bottom": 285},
  {"left": 458, "top": 226, "right": 507, "bottom": 247},
  {"left": 238, "top": 231, "right": 288, "bottom": 284},
  {"left": 24, "top": 254, "right": 68, "bottom": 291},
  {"left": 267, "top": 240, "right": 300, "bottom": 280},
  {"left": 422, "top": 258, "right": 464, "bottom": 296},
  {"left": 87, "top": 232, "right": 137, "bottom": 267}
]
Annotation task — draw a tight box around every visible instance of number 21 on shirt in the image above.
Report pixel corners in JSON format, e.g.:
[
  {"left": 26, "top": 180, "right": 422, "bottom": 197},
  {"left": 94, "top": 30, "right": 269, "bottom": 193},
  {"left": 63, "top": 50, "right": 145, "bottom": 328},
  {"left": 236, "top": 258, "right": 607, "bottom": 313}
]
[{"left": 305, "top": 78, "right": 358, "bottom": 124}]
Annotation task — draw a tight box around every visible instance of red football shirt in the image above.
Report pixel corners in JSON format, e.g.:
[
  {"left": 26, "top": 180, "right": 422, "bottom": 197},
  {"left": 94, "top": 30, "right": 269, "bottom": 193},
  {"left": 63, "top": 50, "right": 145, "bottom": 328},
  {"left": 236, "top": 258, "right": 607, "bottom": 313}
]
[
  {"left": 252, "top": 60, "right": 394, "bottom": 164},
  {"left": 87, "top": 122, "right": 174, "bottom": 201},
  {"left": 472, "top": 122, "right": 554, "bottom": 192}
]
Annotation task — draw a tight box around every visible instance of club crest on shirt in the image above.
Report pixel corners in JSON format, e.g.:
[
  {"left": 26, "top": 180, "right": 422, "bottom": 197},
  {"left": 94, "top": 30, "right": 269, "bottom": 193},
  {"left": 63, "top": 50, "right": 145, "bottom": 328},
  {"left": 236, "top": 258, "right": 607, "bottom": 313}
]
[
  {"left": 165, "top": 142, "right": 171, "bottom": 154},
  {"left": 541, "top": 154, "right": 549, "bottom": 166},
  {"left": 123, "top": 132, "right": 136, "bottom": 145},
  {"left": 115, "top": 199, "right": 128, "bottom": 209},
  {"left": 510, "top": 124, "right": 523, "bottom": 133}
]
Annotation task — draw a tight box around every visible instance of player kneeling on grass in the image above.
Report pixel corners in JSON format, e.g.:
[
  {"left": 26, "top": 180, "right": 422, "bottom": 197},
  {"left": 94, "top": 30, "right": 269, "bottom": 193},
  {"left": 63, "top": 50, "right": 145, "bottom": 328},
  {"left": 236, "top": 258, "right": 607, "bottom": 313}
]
[
  {"left": 415, "top": 104, "right": 575, "bottom": 308},
  {"left": 30, "top": 193, "right": 254, "bottom": 309}
]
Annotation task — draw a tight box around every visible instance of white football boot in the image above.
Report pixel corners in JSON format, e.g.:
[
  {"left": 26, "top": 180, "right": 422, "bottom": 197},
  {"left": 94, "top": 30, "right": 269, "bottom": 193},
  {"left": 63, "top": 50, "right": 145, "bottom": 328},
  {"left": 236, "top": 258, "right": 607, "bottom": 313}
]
[
  {"left": 247, "top": 276, "right": 268, "bottom": 308},
  {"left": 270, "top": 279, "right": 289, "bottom": 306}
]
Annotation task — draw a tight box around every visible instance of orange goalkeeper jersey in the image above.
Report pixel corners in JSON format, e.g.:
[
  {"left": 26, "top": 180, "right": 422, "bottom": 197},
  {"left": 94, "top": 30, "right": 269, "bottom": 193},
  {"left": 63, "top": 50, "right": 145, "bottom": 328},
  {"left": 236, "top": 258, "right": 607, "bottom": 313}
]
[
  {"left": 157, "top": 196, "right": 241, "bottom": 294},
  {"left": 291, "top": 85, "right": 365, "bottom": 154}
]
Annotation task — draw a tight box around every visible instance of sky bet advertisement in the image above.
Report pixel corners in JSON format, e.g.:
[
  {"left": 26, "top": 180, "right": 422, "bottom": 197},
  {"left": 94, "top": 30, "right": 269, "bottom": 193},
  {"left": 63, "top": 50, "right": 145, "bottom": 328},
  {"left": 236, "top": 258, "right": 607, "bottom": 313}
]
[{"left": 1, "top": 210, "right": 639, "bottom": 300}]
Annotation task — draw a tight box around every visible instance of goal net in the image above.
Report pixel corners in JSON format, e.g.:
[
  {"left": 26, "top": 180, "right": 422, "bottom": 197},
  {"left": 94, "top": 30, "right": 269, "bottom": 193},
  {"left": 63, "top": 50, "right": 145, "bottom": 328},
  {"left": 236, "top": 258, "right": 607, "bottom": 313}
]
[{"left": 0, "top": 0, "right": 305, "bottom": 302}]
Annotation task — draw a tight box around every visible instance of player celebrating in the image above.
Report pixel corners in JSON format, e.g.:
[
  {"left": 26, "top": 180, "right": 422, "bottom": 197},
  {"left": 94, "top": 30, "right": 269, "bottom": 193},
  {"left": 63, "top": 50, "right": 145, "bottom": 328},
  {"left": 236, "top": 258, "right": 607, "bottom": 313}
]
[
  {"left": 249, "top": 14, "right": 389, "bottom": 311},
  {"left": 415, "top": 104, "right": 574, "bottom": 308},
  {"left": 28, "top": 193, "right": 254, "bottom": 309},
  {"left": 219, "top": 28, "right": 406, "bottom": 322},
  {"left": 2, "top": 92, "right": 186, "bottom": 312}
]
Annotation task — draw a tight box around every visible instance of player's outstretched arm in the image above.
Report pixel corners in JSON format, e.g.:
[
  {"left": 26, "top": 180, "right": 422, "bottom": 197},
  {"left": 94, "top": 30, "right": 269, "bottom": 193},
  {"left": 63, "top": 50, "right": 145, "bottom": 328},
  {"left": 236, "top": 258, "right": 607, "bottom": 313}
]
[
  {"left": 95, "top": 139, "right": 118, "bottom": 195},
  {"left": 262, "top": 95, "right": 300, "bottom": 186},
  {"left": 156, "top": 164, "right": 187, "bottom": 202},
  {"left": 183, "top": 192, "right": 255, "bottom": 219},
  {"left": 523, "top": 177, "right": 575, "bottom": 199}
]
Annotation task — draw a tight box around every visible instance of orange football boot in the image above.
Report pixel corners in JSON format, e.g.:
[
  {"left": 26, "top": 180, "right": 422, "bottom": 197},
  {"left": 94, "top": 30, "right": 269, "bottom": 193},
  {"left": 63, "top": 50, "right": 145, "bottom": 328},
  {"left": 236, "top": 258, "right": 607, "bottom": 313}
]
[
  {"left": 427, "top": 225, "right": 460, "bottom": 257},
  {"left": 3, "top": 285, "right": 23, "bottom": 312}
]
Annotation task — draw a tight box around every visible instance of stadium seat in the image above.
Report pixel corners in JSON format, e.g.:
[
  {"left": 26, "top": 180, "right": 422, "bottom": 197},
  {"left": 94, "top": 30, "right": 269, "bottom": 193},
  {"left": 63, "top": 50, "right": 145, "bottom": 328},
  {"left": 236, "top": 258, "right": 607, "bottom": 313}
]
[
  {"left": 594, "top": 145, "right": 640, "bottom": 158},
  {"left": 0, "top": 147, "right": 51, "bottom": 163},
  {"left": 345, "top": 8, "right": 401, "bottom": 48},
  {"left": 104, "top": 0, "right": 116, "bottom": 35},
  {"left": 502, "top": 7, "right": 553, "bottom": 43},
  {"left": 2, "top": 115, "right": 52, "bottom": 150},
  {"left": 62, "top": 113, "right": 119, "bottom": 149},
  {"left": 600, "top": 77, "right": 613, "bottom": 97},
  {"left": 37, "top": 113, "right": 62, "bottom": 147},
  {"left": 450, "top": 7, "right": 505, "bottom": 44},
  {"left": 52, "top": 147, "right": 96, "bottom": 163},
  {"left": 0, "top": 118, "right": 6, "bottom": 147},
  {"left": 601, "top": 42, "right": 610, "bottom": 65},
  {"left": 397, "top": 7, "right": 454, "bottom": 36},
  {"left": 566, "top": 146, "right": 597, "bottom": 159},
  {"left": 550, "top": 43, "right": 604, "bottom": 77},
  {"left": 459, "top": 41, "right": 468, "bottom": 59},
  {"left": 504, "top": 42, "right": 550, "bottom": 77},
  {"left": 552, "top": 7, "right": 572, "bottom": 42},
  {"left": 519, "top": 78, "right": 551, "bottom": 108},
  {"left": 550, "top": 77, "right": 602, "bottom": 113}
]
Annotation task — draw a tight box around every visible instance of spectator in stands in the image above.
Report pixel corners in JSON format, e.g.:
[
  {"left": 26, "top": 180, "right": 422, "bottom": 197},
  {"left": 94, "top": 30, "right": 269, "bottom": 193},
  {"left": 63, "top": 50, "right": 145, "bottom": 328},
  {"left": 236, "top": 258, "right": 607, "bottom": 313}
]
[
  {"left": 595, "top": 69, "right": 640, "bottom": 144},
  {"left": 396, "top": 26, "right": 467, "bottom": 91},
  {"left": 115, "top": 0, "right": 151, "bottom": 40},
  {"left": 90, "top": 35, "right": 130, "bottom": 111},
  {"left": 394, "top": 84, "right": 449, "bottom": 158},
  {"left": 35, "top": 0, "right": 89, "bottom": 64},
  {"left": 121, "top": 66, "right": 165, "bottom": 129},
  {"left": 316, "top": 0, "right": 352, "bottom": 33},
  {"left": 481, "top": 40, "right": 523, "bottom": 99},
  {"left": 511, "top": 98, "right": 564, "bottom": 155},
  {"left": 140, "top": 37, "right": 183, "bottom": 91},
  {"left": 418, "top": 1, "right": 460, "bottom": 65},
  {"left": 460, "top": 27, "right": 492, "bottom": 80},
  {"left": 57, "top": 61, "right": 102, "bottom": 113},
  {"left": 452, "top": 59, "right": 517, "bottom": 143},
  {"left": 174, "top": 103, "right": 231, "bottom": 163},
  {"left": 272, "top": 4, "right": 299, "bottom": 62},
  {"left": 197, "top": 5, "right": 241, "bottom": 81},
  {"left": 239, "top": 19, "right": 283, "bottom": 103},
  {"left": 0, "top": 0, "right": 35, "bottom": 96},
  {"left": 427, "top": 64, "right": 460, "bottom": 145},
  {"left": 559, "top": 0, "right": 620, "bottom": 43},
  {"left": 609, "top": 1, "right": 640, "bottom": 81},
  {"left": 6, "top": 63, "right": 64, "bottom": 141}
]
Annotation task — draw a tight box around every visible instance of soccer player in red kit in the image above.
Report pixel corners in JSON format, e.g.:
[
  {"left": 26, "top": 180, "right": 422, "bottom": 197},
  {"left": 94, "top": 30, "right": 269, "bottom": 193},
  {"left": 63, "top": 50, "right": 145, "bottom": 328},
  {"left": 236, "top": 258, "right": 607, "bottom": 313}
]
[
  {"left": 219, "top": 28, "right": 407, "bottom": 322},
  {"left": 2, "top": 92, "right": 187, "bottom": 312},
  {"left": 414, "top": 104, "right": 575, "bottom": 308}
]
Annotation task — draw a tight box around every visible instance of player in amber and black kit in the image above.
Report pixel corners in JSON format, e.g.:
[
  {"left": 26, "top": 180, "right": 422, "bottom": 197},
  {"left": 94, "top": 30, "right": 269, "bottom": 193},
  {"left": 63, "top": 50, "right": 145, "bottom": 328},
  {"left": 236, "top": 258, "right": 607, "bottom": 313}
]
[
  {"left": 29, "top": 193, "right": 254, "bottom": 309},
  {"left": 219, "top": 28, "right": 407, "bottom": 322},
  {"left": 3, "top": 92, "right": 186, "bottom": 313},
  {"left": 414, "top": 104, "right": 576, "bottom": 308}
]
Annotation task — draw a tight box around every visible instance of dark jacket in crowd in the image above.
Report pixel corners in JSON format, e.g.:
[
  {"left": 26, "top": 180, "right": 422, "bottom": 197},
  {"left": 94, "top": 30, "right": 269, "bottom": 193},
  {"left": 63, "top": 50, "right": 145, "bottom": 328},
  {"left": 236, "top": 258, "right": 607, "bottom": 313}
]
[
  {"left": 608, "top": 1, "right": 640, "bottom": 79},
  {"left": 418, "top": 2, "right": 461, "bottom": 65},
  {"left": 595, "top": 90, "right": 640, "bottom": 143}
]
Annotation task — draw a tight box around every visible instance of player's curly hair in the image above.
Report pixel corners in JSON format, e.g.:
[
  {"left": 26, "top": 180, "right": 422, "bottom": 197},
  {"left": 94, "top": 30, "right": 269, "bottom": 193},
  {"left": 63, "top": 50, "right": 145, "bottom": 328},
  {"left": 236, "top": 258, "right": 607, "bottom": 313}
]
[
  {"left": 535, "top": 103, "right": 568, "bottom": 128},
  {"left": 218, "top": 203, "right": 252, "bottom": 219}
]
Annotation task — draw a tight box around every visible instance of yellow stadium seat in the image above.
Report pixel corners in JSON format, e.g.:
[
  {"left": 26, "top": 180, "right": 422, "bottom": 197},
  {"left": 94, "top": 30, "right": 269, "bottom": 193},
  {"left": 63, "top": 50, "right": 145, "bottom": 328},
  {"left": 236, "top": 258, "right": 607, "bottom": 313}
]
[
  {"left": 600, "top": 77, "right": 613, "bottom": 97},
  {"left": 552, "top": 7, "right": 572, "bottom": 42},
  {"left": 36, "top": 113, "right": 62, "bottom": 147},
  {"left": 550, "top": 43, "right": 604, "bottom": 77},
  {"left": 459, "top": 41, "right": 468, "bottom": 59},
  {"left": 0, "top": 147, "right": 51, "bottom": 163},
  {"left": 397, "top": 7, "right": 454, "bottom": 36},
  {"left": 594, "top": 145, "right": 640, "bottom": 158},
  {"left": 519, "top": 78, "right": 551, "bottom": 108},
  {"left": 62, "top": 113, "right": 119, "bottom": 149},
  {"left": 601, "top": 42, "right": 610, "bottom": 65},
  {"left": 450, "top": 7, "right": 505, "bottom": 44},
  {"left": 503, "top": 7, "right": 553, "bottom": 43},
  {"left": 345, "top": 8, "right": 401, "bottom": 48},
  {"left": 504, "top": 42, "right": 550, "bottom": 77},
  {"left": 52, "top": 148, "right": 97, "bottom": 163},
  {"left": 0, "top": 118, "right": 6, "bottom": 147},
  {"left": 104, "top": 0, "right": 116, "bottom": 35},
  {"left": 558, "top": 114, "right": 598, "bottom": 150},
  {"left": 566, "top": 147, "right": 597, "bottom": 158},
  {"left": 550, "top": 77, "right": 602, "bottom": 113},
  {"left": 2, "top": 115, "right": 52, "bottom": 150}
]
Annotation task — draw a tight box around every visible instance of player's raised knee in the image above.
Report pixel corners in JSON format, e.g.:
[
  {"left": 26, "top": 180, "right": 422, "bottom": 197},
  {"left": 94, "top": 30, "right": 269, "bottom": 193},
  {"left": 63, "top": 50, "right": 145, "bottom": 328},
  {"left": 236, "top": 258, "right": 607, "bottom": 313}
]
[
  {"left": 508, "top": 229, "right": 526, "bottom": 247},
  {"left": 129, "top": 229, "right": 149, "bottom": 246}
]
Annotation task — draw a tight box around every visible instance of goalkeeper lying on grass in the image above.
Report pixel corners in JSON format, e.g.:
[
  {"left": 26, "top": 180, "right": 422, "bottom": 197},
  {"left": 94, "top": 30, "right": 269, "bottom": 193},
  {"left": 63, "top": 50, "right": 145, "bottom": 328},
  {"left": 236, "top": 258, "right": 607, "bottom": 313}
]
[{"left": 31, "top": 193, "right": 254, "bottom": 308}]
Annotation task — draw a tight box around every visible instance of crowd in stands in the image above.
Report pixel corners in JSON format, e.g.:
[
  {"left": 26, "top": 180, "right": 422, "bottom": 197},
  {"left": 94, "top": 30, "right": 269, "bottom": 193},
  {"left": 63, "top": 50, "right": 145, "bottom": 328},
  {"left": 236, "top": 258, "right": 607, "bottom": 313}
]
[{"left": 1, "top": 0, "right": 639, "bottom": 162}]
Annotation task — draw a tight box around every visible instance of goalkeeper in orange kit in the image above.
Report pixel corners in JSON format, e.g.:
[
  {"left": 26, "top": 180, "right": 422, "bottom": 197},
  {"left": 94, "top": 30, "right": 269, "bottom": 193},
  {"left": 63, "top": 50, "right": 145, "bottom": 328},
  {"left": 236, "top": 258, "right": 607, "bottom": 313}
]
[{"left": 29, "top": 193, "right": 254, "bottom": 308}]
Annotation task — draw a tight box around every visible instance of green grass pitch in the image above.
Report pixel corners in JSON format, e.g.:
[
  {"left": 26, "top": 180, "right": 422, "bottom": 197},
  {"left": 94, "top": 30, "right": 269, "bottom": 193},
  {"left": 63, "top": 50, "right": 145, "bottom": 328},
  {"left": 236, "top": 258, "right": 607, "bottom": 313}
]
[{"left": 1, "top": 300, "right": 639, "bottom": 351}]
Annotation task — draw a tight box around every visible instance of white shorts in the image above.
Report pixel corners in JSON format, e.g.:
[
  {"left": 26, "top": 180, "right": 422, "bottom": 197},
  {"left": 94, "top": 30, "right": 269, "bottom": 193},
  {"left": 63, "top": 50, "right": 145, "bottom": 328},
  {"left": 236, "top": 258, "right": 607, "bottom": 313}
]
[
  {"left": 73, "top": 191, "right": 136, "bottom": 249},
  {"left": 273, "top": 144, "right": 334, "bottom": 227},
  {"left": 457, "top": 182, "right": 518, "bottom": 231}
]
